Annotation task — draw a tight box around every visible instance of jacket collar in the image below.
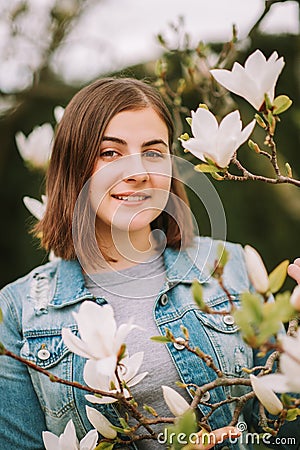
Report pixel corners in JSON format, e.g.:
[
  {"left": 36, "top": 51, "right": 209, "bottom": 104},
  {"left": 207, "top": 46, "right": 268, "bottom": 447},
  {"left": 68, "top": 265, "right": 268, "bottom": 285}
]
[{"left": 50, "top": 242, "right": 209, "bottom": 307}]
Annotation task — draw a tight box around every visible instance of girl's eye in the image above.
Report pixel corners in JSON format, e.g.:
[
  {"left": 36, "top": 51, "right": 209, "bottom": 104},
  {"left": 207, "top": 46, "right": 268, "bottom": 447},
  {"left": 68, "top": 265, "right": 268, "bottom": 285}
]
[
  {"left": 99, "top": 150, "right": 119, "bottom": 159},
  {"left": 143, "top": 150, "right": 164, "bottom": 159}
]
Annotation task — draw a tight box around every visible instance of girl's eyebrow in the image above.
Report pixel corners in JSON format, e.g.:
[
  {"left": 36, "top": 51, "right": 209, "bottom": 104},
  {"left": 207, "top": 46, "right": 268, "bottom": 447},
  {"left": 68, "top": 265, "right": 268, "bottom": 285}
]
[{"left": 102, "top": 136, "right": 168, "bottom": 148}]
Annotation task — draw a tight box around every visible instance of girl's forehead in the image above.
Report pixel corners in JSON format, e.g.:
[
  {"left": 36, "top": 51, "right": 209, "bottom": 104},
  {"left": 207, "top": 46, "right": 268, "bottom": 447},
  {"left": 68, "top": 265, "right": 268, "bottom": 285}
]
[{"left": 105, "top": 108, "right": 169, "bottom": 135}]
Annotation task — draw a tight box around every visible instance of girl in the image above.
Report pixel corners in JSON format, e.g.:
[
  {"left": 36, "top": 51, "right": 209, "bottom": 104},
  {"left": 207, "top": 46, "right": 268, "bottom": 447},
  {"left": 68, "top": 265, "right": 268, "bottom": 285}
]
[{"left": 0, "top": 78, "right": 295, "bottom": 449}]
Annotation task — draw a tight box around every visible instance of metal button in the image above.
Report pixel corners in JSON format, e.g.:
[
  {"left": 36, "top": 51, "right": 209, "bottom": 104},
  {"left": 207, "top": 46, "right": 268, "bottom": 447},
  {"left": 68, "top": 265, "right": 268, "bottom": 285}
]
[
  {"left": 201, "top": 391, "right": 210, "bottom": 402},
  {"left": 37, "top": 347, "right": 50, "bottom": 361},
  {"left": 223, "top": 314, "right": 235, "bottom": 326},
  {"left": 160, "top": 293, "right": 169, "bottom": 306},
  {"left": 173, "top": 337, "right": 185, "bottom": 351}
]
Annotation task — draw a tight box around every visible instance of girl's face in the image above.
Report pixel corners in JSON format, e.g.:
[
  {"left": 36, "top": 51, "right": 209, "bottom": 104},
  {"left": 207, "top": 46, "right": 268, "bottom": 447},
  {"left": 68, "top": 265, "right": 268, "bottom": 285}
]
[{"left": 89, "top": 107, "right": 172, "bottom": 240}]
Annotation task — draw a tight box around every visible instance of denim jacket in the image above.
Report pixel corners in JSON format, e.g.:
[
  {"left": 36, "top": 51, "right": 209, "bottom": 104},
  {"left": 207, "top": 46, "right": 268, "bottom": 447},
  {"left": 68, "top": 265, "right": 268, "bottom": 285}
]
[{"left": 0, "top": 237, "right": 291, "bottom": 449}]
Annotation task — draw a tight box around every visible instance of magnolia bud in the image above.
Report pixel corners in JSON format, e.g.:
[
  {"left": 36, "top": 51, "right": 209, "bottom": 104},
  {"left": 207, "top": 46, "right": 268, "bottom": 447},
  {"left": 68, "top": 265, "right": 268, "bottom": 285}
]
[
  {"left": 244, "top": 245, "right": 269, "bottom": 294},
  {"left": 250, "top": 375, "right": 283, "bottom": 415},
  {"left": 290, "top": 285, "right": 300, "bottom": 312},
  {"left": 162, "top": 385, "right": 190, "bottom": 417},
  {"left": 86, "top": 406, "right": 117, "bottom": 439}
]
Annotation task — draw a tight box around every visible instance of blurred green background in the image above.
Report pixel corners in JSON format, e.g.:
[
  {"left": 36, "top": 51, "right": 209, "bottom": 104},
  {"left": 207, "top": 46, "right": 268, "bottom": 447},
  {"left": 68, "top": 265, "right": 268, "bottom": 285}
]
[{"left": 0, "top": 0, "right": 300, "bottom": 292}]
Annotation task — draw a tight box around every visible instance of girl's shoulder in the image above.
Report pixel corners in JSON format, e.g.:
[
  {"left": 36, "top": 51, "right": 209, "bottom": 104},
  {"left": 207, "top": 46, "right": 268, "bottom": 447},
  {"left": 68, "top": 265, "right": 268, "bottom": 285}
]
[
  {"left": 0, "top": 259, "right": 60, "bottom": 305},
  {"left": 185, "top": 236, "right": 250, "bottom": 292}
]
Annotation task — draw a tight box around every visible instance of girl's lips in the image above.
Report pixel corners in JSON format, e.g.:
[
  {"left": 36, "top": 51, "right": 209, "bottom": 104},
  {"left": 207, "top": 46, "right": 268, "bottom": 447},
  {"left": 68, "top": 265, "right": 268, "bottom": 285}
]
[{"left": 111, "top": 193, "right": 151, "bottom": 203}]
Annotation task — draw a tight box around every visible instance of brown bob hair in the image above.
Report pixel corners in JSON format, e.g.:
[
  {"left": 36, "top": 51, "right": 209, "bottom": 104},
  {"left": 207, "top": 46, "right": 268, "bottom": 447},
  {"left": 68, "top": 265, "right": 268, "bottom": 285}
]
[{"left": 35, "top": 77, "right": 194, "bottom": 263}]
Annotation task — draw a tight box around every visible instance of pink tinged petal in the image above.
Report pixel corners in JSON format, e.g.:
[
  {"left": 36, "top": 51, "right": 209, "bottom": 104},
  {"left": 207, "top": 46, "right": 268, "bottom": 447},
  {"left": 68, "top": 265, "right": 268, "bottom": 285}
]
[
  {"left": 62, "top": 328, "right": 93, "bottom": 359},
  {"left": 85, "top": 394, "right": 118, "bottom": 404},
  {"left": 162, "top": 385, "right": 190, "bottom": 417},
  {"left": 42, "top": 431, "right": 60, "bottom": 450},
  {"left": 250, "top": 375, "right": 283, "bottom": 414},
  {"left": 86, "top": 406, "right": 117, "bottom": 439},
  {"left": 80, "top": 429, "right": 98, "bottom": 450}
]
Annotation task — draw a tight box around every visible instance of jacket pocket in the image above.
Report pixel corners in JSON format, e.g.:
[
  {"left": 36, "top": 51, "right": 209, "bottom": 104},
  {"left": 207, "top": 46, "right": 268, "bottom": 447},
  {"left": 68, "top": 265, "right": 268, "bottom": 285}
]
[
  {"left": 20, "top": 329, "right": 75, "bottom": 418},
  {"left": 194, "top": 298, "right": 253, "bottom": 378}
]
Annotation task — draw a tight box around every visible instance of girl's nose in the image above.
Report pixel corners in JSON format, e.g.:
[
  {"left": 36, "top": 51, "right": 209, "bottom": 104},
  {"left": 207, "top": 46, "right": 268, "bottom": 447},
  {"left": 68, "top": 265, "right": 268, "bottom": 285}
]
[{"left": 123, "top": 154, "right": 150, "bottom": 183}]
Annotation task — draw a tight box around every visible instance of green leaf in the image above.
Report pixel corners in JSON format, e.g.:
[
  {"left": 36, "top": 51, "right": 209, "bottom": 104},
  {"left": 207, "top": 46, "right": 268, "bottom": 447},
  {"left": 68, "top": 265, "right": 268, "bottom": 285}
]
[
  {"left": 150, "top": 335, "right": 172, "bottom": 343},
  {"left": 192, "top": 280, "right": 206, "bottom": 309},
  {"left": 186, "top": 117, "right": 192, "bottom": 126},
  {"left": 179, "top": 132, "right": 190, "bottom": 141},
  {"left": 286, "top": 408, "right": 300, "bottom": 421},
  {"left": 143, "top": 404, "right": 158, "bottom": 416},
  {"left": 194, "top": 163, "right": 221, "bottom": 173},
  {"left": 285, "top": 162, "right": 293, "bottom": 177},
  {"left": 217, "top": 243, "right": 229, "bottom": 268},
  {"left": 95, "top": 442, "right": 115, "bottom": 450},
  {"left": 273, "top": 95, "right": 293, "bottom": 115},
  {"left": 0, "top": 342, "right": 5, "bottom": 355},
  {"left": 248, "top": 139, "right": 261, "bottom": 153},
  {"left": 268, "top": 260, "right": 289, "bottom": 293}
]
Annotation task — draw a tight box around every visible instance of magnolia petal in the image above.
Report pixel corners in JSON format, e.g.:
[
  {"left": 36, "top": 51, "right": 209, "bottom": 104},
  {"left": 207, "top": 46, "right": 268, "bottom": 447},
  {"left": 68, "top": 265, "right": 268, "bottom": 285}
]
[
  {"left": 95, "top": 355, "right": 117, "bottom": 378},
  {"left": 85, "top": 393, "right": 118, "bottom": 405},
  {"left": 60, "top": 420, "right": 79, "bottom": 450},
  {"left": 162, "top": 385, "right": 190, "bottom": 417},
  {"left": 74, "top": 303, "right": 116, "bottom": 358},
  {"left": 15, "top": 131, "right": 28, "bottom": 159},
  {"left": 244, "top": 245, "right": 269, "bottom": 294},
  {"left": 23, "top": 196, "right": 46, "bottom": 221},
  {"left": 62, "top": 327, "right": 93, "bottom": 359},
  {"left": 191, "top": 108, "right": 218, "bottom": 148},
  {"left": 290, "top": 285, "right": 300, "bottom": 311},
  {"left": 238, "top": 119, "right": 256, "bottom": 148},
  {"left": 115, "top": 318, "right": 138, "bottom": 351},
  {"left": 127, "top": 371, "right": 148, "bottom": 387},
  {"left": 83, "top": 359, "right": 109, "bottom": 391},
  {"left": 250, "top": 374, "right": 283, "bottom": 415},
  {"left": 244, "top": 50, "right": 267, "bottom": 78},
  {"left": 256, "top": 373, "right": 292, "bottom": 393},
  {"left": 42, "top": 431, "right": 60, "bottom": 450},
  {"left": 86, "top": 406, "right": 117, "bottom": 439},
  {"left": 181, "top": 137, "right": 206, "bottom": 161},
  {"left": 80, "top": 429, "right": 98, "bottom": 450},
  {"left": 120, "top": 352, "right": 144, "bottom": 381}
]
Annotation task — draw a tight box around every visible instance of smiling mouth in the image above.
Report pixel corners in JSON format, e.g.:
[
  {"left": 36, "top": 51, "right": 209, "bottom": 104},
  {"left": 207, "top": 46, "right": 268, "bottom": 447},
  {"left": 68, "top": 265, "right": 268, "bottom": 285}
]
[{"left": 111, "top": 194, "right": 151, "bottom": 202}]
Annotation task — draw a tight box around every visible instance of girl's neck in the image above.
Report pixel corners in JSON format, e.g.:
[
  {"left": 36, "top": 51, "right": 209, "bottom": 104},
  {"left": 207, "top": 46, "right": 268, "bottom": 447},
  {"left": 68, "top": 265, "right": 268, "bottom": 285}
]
[{"left": 95, "top": 225, "right": 158, "bottom": 272}]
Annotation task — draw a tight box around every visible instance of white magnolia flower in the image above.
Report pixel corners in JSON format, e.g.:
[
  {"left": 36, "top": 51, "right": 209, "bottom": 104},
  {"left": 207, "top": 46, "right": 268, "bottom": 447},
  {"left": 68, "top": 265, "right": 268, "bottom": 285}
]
[
  {"left": 84, "top": 352, "right": 148, "bottom": 404},
  {"left": 258, "top": 329, "right": 300, "bottom": 393},
  {"left": 162, "top": 385, "right": 190, "bottom": 417},
  {"left": 54, "top": 105, "right": 65, "bottom": 123},
  {"left": 181, "top": 108, "right": 255, "bottom": 168},
  {"left": 42, "top": 419, "right": 98, "bottom": 450},
  {"left": 15, "top": 123, "right": 53, "bottom": 169},
  {"left": 23, "top": 195, "right": 47, "bottom": 221},
  {"left": 290, "top": 285, "right": 300, "bottom": 312},
  {"left": 86, "top": 406, "right": 117, "bottom": 439},
  {"left": 250, "top": 375, "right": 283, "bottom": 415},
  {"left": 244, "top": 245, "right": 269, "bottom": 294},
  {"left": 210, "top": 49, "right": 285, "bottom": 110},
  {"left": 62, "top": 302, "right": 138, "bottom": 378}
]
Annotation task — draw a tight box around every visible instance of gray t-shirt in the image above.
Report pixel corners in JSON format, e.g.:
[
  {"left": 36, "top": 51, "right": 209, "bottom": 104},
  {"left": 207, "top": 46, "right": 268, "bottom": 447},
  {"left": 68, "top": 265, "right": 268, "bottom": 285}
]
[{"left": 84, "top": 254, "right": 191, "bottom": 449}]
